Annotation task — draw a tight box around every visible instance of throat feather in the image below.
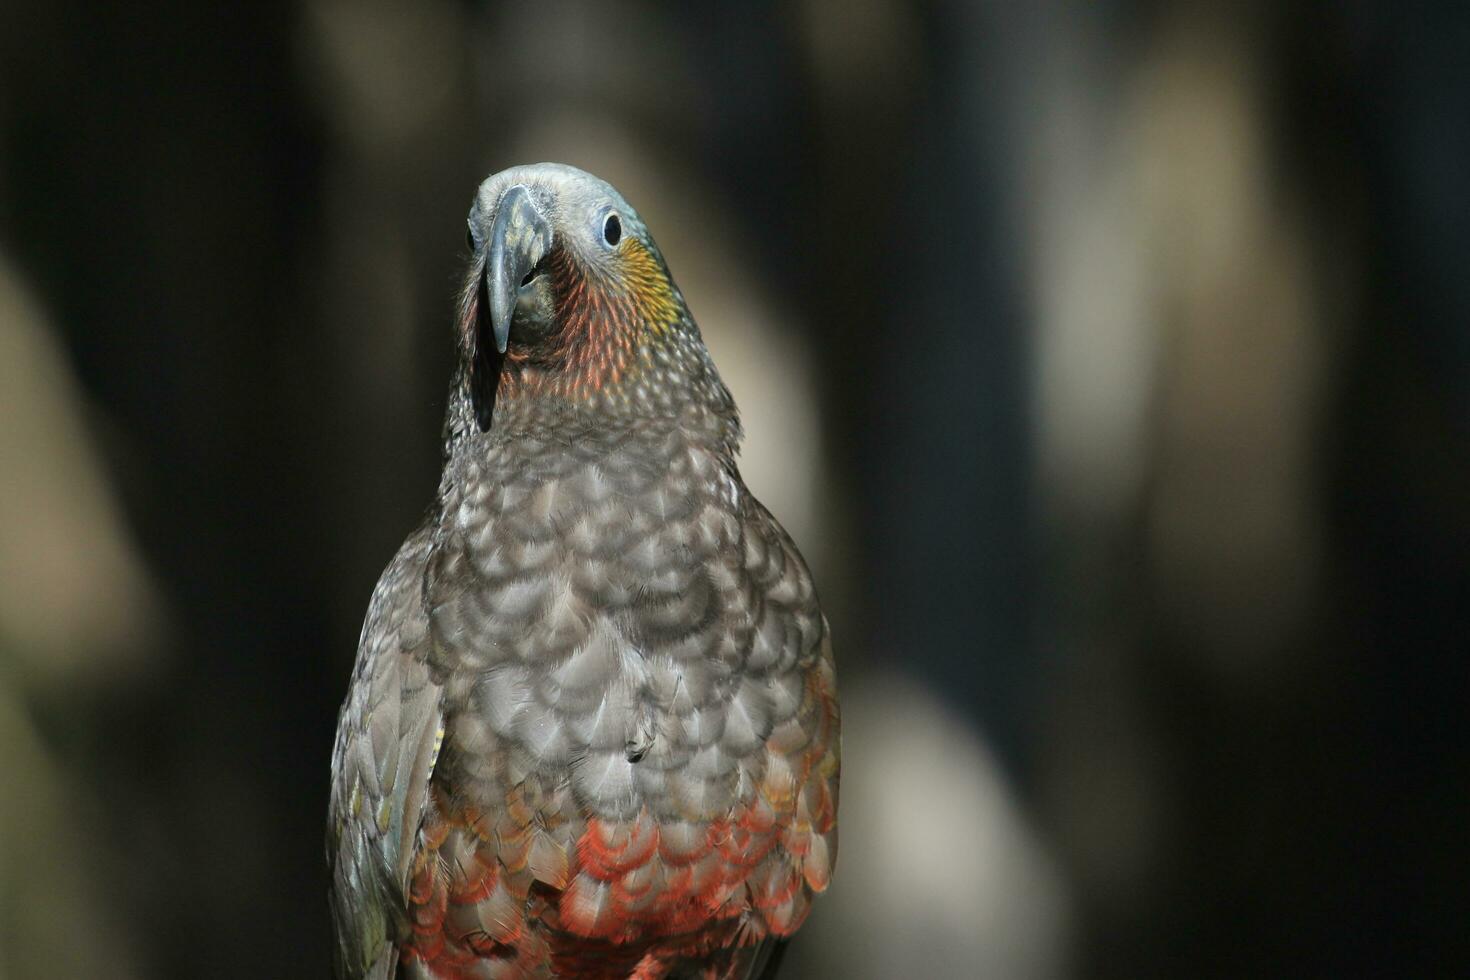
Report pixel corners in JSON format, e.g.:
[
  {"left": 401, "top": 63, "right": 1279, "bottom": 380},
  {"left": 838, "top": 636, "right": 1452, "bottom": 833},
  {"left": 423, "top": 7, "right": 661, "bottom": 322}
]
[{"left": 497, "top": 243, "right": 682, "bottom": 403}]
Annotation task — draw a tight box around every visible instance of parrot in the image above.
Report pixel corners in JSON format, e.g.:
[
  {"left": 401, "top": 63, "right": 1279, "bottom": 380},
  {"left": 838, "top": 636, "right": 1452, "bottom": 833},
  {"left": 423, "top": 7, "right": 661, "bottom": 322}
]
[{"left": 327, "top": 164, "right": 839, "bottom": 980}]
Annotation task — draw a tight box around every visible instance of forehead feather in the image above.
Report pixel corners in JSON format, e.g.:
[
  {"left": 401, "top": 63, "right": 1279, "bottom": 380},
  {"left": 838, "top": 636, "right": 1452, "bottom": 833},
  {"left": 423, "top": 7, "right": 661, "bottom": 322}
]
[{"left": 470, "top": 163, "right": 642, "bottom": 235}]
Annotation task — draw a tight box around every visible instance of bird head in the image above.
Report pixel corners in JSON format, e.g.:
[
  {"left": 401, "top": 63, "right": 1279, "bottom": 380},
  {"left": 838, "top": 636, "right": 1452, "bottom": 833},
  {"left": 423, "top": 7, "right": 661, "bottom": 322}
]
[{"left": 457, "top": 164, "right": 722, "bottom": 434}]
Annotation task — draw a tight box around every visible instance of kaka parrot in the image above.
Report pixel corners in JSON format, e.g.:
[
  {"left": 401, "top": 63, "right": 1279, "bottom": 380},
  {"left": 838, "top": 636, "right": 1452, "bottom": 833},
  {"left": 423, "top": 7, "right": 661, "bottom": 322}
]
[{"left": 328, "top": 164, "right": 840, "bottom": 979}]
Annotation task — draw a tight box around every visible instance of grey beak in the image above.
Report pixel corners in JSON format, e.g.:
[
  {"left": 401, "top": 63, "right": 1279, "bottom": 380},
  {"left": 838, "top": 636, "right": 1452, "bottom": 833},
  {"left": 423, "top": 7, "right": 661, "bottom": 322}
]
[{"left": 486, "top": 184, "right": 553, "bottom": 354}]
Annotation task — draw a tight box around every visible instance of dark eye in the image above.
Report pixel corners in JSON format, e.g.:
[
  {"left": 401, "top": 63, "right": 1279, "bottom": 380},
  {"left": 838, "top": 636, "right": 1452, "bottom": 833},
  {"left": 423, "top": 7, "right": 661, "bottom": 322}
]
[
  {"left": 602, "top": 213, "right": 622, "bottom": 247},
  {"left": 466, "top": 226, "right": 475, "bottom": 250}
]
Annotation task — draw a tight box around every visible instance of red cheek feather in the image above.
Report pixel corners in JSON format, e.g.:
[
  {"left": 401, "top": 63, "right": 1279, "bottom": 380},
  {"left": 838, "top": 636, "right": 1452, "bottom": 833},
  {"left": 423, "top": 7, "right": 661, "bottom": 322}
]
[{"left": 494, "top": 241, "right": 680, "bottom": 403}]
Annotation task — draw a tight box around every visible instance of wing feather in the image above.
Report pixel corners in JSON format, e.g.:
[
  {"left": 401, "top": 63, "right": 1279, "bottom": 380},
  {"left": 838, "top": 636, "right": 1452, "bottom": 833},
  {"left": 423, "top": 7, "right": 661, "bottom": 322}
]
[{"left": 328, "top": 526, "right": 444, "bottom": 979}]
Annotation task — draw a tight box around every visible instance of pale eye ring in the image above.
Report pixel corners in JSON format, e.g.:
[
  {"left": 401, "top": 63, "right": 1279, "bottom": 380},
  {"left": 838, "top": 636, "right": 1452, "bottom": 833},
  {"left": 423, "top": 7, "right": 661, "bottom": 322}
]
[{"left": 602, "top": 212, "right": 622, "bottom": 247}]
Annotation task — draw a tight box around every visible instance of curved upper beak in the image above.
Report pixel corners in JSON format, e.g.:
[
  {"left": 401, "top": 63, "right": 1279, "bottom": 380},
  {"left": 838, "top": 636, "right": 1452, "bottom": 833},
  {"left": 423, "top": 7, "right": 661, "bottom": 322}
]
[{"left": 483, "top": 184, "right": 553, "bottom": 354}]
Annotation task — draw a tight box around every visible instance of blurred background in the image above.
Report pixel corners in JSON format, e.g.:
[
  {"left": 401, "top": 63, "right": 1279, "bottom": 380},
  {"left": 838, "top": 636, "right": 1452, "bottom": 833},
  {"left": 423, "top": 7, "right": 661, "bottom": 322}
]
[{"left": 1, "top": 1, "right": 1467, "bottom": 977}]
